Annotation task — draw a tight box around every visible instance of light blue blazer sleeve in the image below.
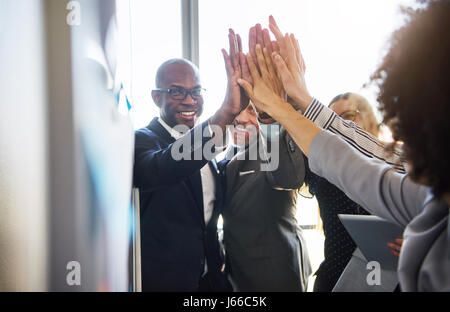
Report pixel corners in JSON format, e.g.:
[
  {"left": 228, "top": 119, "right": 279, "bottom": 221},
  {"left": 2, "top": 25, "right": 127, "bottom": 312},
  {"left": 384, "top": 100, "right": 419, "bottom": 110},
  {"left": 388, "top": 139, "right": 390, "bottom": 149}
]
[{"left": 309, "top": 130, "right": 429, "bottom": 228}]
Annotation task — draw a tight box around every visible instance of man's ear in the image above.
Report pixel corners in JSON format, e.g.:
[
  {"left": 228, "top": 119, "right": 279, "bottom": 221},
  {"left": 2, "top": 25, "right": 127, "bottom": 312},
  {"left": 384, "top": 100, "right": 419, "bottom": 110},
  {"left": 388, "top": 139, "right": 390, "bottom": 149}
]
[{"left": 152, "top": 90, "right": 162, "bottom": 108}]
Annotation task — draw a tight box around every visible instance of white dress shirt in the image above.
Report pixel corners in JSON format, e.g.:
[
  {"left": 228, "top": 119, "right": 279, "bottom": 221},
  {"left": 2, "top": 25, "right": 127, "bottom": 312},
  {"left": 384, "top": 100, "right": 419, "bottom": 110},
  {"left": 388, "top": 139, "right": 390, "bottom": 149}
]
[{"left": 157, "top": 117, "right": 215, "bottom": 225}]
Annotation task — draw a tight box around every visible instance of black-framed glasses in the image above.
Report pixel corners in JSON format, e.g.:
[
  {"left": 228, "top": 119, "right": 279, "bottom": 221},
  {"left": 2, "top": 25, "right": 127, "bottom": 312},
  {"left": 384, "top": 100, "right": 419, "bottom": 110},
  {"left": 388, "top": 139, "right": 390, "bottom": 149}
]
[{"left": 153, "top": 87, "right": 205, "bottom": 100}]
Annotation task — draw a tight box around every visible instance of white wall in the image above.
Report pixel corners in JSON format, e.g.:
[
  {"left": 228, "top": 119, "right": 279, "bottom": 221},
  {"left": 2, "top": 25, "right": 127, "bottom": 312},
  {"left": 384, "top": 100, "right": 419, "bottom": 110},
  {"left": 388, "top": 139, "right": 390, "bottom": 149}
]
[
  {"left": 0, "top": 0, "right": 134, "bottom": 291},
  {"left": 0, "top": 0, "right": 49, "bottom": 291}
]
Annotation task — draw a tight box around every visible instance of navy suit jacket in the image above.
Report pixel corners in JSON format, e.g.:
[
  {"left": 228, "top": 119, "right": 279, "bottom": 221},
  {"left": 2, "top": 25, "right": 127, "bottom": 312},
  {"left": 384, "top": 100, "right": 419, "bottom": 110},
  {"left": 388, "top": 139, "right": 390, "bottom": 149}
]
[{"left": 133, "top": 117, "right": 229, "bottom": 292}]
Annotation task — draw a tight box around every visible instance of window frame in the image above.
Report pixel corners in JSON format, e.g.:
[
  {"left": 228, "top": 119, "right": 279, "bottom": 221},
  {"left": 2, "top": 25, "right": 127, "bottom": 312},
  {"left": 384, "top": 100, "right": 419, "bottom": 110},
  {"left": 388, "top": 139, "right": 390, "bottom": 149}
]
[{"left": 181, "top": 0, "right": 200, "bottom": 67}]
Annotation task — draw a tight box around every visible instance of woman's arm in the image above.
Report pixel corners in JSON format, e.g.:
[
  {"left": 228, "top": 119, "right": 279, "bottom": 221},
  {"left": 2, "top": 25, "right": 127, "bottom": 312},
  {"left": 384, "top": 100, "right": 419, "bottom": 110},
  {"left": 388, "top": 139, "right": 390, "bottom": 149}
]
[
  {"left": 263, "top": 16, "right": 406, "bottom": 172},
  {"left": 237, "top": 40, "right": 428, "bottom": 227},
  {"left": 307, "top": 130, "right": 427, "bottom": 227},
  {"left": 303, "top": 98, "right": 405, "bottom": 173}
]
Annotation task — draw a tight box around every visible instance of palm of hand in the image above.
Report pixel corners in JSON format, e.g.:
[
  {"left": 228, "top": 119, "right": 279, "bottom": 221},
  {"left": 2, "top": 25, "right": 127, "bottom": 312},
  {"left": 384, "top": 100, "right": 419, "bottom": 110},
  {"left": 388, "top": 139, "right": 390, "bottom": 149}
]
[{"left": 229, "top": 70, "right": 247, "bottom": 115}]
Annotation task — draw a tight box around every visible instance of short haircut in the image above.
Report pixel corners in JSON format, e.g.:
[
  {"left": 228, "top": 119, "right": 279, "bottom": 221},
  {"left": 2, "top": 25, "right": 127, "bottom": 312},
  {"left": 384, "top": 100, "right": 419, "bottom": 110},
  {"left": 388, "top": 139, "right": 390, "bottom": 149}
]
[{"left": 155, "top": 58, "right": 198, "bottom": 88}]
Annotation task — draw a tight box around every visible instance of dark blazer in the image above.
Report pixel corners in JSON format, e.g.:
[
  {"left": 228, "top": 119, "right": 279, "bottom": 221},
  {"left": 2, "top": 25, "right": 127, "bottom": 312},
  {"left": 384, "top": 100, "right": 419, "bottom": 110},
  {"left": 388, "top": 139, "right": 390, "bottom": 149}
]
[
  {"left": 219, "top": 133, "right": 312, "bottom": 291},
  {"left": 133, "top": 117, "right": 229, "bottom": 292}
]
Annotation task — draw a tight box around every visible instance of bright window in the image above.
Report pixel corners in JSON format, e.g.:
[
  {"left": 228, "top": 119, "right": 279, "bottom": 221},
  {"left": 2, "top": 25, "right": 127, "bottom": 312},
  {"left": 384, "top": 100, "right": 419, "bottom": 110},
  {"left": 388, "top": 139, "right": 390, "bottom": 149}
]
[
  {"left": 118, "top": 0, "right": 416, "bottom": 290},
  {"left": 198, "top": 1, "right": 414, "bottom": 288},
  {"left": 118, "top": 0, "right": 414, "bottom": 129},
  {"left": 117, "top": 0, "right": 182, "bottom": 130},
  {"left": 199, "top": 0, "right": 414, "bottom": 122}
]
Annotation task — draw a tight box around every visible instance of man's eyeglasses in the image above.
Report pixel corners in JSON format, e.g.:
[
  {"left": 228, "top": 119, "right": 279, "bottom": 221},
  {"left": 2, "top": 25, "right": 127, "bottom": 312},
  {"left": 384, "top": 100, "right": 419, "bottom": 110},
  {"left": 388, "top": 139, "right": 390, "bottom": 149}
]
[
  {"left": 339, "top": 110, "right": 360, "bottom": 121},
  {"left": 153, "top": 87, "right": 205, "bottom": 101}
]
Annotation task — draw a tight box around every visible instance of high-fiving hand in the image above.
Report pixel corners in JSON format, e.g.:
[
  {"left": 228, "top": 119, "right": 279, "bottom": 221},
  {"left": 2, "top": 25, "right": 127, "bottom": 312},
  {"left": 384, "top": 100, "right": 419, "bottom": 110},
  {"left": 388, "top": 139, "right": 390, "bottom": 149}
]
[
  {"left": 268, "top": 16, "right": 312, "bottom": 111},
  {"left": 237, "top": 44, "right": 290, "bottom": 118},
  {"left": 236, "top": 17, "right": 321, "bottom": 157},
  {"left": 220, "top": 18, "right": 312, "bottom": 126},
  {"left": 221, "top": 29, "right": 250, "bottom": 117},
  {"left": 249, "top": 24, "right": 285, "bottom": 100},
  {"left": 211, "top": 29, "right": 249, "bottom": 132}
]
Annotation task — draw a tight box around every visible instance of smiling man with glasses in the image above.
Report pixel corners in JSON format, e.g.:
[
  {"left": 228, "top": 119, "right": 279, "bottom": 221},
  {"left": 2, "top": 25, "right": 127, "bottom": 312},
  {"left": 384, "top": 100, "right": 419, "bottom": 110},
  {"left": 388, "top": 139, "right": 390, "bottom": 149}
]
[
  {"left": 151, "top": 85, "right": 207, "bottom": 129},
  {"left": 153, "top": 87, "right": 203, "bottom": 128},
  {"left": 133, "top": 57, "right": 247, "bottom": 292},
  {"left": 151, "top": 60, "right": 206, "bottom": 129}
]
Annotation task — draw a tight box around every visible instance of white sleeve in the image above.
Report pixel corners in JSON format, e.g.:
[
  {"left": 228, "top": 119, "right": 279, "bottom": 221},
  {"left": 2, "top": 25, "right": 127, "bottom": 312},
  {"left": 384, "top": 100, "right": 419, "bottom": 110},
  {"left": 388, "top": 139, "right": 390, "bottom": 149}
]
[{"left": 303, "top": 98, "right": 406, "bottom": 173}]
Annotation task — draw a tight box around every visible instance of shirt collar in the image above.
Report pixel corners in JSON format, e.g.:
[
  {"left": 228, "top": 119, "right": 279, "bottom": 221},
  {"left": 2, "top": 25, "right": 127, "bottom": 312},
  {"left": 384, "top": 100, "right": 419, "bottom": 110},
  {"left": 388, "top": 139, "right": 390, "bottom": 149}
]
[{"left": 157, "top": 117, "right": 183, "bottom": 140}]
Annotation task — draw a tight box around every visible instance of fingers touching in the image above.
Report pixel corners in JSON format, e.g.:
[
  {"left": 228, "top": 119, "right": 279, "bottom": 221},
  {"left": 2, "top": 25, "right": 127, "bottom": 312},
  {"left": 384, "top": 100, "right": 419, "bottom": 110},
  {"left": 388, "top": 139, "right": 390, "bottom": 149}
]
[
  {"left": 221, "top": 49, "right": 232, "bottom": 77},
  {"left": 255, "top": 23, "right": 264, "bottom": 49},
  {"left": 255, "top": 45, "right": 269, "bottom": 79},
  {"left": 232, "top": 15, "right": 312, "bottom": 114},
  {"left": 228, "top": 29, "right": 241, "bottom": 74},
  {"left": 249, "top": 26, "right": 257, "bottom": 62},
  {"left": 272, "top": 52, "right": 292, "bottom": 87},
  {"left": 245, "top": 52, "right": 260, "bottom": 83},
  {"left": 237, "top": 34, "right": 243, "bottom": 54},
  {"left": 240, "top": 51, "right": 252, "bottom": 84},
  {"left": 262, "top": 29, "right": 273, "bottom": 56}
]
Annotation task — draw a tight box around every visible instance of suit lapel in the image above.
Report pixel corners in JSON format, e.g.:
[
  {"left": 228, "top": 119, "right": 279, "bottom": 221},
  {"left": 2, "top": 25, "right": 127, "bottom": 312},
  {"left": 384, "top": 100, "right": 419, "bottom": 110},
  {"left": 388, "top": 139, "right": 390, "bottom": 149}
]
[
  {"left": 226, "top": 157, "right": 241, "bottom": 196},
  {"left": 148, "top": 118, "right": 207, "bottom": 225},
  {"left": 226, "top": 143, "right": 260, "bottom": 197},
  {"left": 147, "top": 117, "right": 175, "bottom": 145},
  {"left": 147, "top": 118, "right": 224, "bottom": 227}
]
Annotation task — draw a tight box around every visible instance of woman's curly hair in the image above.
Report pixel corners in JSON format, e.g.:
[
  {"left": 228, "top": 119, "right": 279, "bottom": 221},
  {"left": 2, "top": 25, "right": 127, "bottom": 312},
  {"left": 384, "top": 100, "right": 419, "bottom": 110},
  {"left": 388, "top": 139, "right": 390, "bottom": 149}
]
[{"left": 371, "top": 0, "right": 450, "bottom": 197}]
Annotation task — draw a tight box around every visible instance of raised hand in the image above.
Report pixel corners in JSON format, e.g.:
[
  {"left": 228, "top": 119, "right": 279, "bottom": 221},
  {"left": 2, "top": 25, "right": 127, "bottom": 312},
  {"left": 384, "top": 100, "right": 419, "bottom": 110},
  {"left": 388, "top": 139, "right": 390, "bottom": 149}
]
[
  {"left": 236, "top": 32, "right": 253, "bottom": 110},
  {"left": 221, "top": 28, "right": 248, "bottom": 116},
  {"left": 249, "top": 24, "right": 282, "bottom": 92},
  {"left": 237, "top": 44, "right": 289, "bottom": 119},
  {"left": 269, "top": 15, "right": 312, "bottom": 111},
  {"left": 248, "top": 24, "right": 286, "bottom": 123},
  {"left": 239, "top": 45, "right": 253, "bottom": 87},
  {"left": 238, "top": 44, "right": 321, "bottom": 158},
  {"left": 249, "top": 24, "right": 264, "bottom": 63}
]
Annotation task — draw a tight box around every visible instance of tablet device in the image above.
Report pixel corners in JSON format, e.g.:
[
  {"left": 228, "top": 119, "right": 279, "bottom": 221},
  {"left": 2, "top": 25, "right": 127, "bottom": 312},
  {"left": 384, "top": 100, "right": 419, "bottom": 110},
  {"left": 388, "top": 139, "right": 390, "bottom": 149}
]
[{"left": 338, "top": 214, "right": 404, "bottom": 271}]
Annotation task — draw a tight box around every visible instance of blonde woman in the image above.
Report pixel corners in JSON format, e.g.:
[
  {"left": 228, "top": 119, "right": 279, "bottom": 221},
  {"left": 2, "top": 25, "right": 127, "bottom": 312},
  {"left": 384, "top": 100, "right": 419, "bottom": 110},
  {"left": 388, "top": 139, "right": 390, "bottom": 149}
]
[
  {"left": 304, "top": 92, "right": 402, "bottom": 291},
  {"left": 328, "top": 92, "right": 380, "bottom": 137}
]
